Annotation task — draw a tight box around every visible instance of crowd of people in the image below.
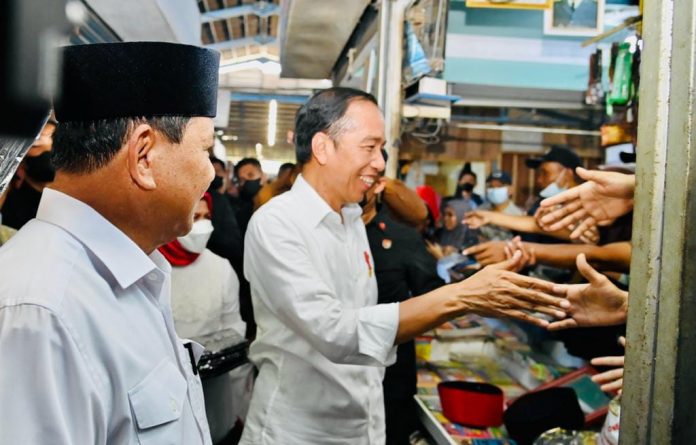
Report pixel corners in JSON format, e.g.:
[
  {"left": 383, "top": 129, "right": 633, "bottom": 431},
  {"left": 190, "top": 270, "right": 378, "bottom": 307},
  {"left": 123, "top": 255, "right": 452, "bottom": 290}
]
[{"left": 0, "top": 40, "right": 636, "bottom": 445}]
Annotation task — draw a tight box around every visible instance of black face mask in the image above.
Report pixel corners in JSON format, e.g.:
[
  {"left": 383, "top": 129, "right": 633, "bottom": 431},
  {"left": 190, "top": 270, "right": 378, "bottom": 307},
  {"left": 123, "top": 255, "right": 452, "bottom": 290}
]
[
  {"left": 209, "top": 175, "right": 224, "bottom": 191},
  {"left": 455, "top": 183, "right": 474, "bottom": 197},
  {"left": 24, "top": 151, "right": 56, "bottom": 183},
  {"left": 240, "top": 178, "right": 262, "bottom": 199}
]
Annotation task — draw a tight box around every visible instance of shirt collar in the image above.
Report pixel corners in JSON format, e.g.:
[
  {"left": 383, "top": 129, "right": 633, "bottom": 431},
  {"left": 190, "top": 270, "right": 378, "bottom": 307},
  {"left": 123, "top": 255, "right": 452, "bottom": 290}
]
[
  {"left": 291, "top": 174, "right": 363, "bottom": 228},
  {"left": 36, "top": 188, "right": 168, "bottom": 289}
]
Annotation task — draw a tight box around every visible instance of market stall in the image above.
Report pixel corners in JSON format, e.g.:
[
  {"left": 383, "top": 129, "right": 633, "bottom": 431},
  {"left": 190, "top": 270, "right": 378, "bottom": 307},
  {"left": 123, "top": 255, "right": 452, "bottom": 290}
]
[{"left": 414, "top": 315, "right": 618, "bottom": 444}]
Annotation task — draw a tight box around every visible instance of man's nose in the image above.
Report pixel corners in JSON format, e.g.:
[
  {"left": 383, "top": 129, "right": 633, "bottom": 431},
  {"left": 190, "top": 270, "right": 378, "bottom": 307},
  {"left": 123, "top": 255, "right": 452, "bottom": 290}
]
[{"left": 373, "top": 148, "right": 386, "bottom": 172}]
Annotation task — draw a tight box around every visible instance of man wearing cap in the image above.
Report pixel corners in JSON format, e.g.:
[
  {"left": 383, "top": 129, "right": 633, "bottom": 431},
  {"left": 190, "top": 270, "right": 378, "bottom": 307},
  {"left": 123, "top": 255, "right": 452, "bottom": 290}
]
[
  {"left": 465, "top": 146, "right": 583, "bottom": 242},
  {"left": 240, "top": 87, "right": 568, "bottom": 444},
  {"left": 464, "top": 147, "right": 585, "bottom": 280},
  {"left": 0, "top": 42, "right": 220, "bottom": 444},
  {"left": 477, "top": 170, "right": 524, "bottom": 242},
  {"left": 525, "top": 145, "right": 583, "bottom": 219}
]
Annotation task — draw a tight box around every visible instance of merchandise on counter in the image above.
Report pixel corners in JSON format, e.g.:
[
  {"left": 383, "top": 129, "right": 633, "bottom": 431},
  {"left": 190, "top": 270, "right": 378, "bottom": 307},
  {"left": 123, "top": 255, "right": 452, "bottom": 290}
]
[
  {"left": 534, "top": 428, "right": 597, "bottom": 445},
  {"left": 416, "top": 316, "right": 607, "bottom": 444},
  {"left": 597, "top": 397, "right": 620, "bottom": 445}
]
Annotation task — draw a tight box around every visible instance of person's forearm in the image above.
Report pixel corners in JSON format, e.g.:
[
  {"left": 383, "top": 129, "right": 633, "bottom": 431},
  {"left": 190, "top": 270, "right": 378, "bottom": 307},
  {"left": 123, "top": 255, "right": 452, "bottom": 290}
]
[
  {"left": 528, "top": 242, "right": 631, "bottom": 272},
  {"left": 395, "top": 289, "right": 466, "bottom": 344},
  {"left": 487, "top": 213, "right": 573, "bottom": 240},
  {"left": 486, "top": 213, "right": 544, "bottom": 234}
]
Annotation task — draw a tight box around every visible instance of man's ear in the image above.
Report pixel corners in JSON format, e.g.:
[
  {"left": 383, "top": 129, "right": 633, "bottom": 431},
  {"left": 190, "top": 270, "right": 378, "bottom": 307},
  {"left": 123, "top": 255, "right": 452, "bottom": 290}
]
[
  {"left": 127, "top": 124, "right": 157, "bottom": 190},
  {"left": 311, "top": 132, "right": 331, "bottom": 166}
]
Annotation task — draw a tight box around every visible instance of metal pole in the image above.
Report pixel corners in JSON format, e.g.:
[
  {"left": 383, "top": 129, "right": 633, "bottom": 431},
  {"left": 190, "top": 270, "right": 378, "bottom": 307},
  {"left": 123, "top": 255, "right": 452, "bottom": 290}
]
[
  {"left": 620, "top": 0, "right": 672, "bottom": 441},
  {"left": 382, "top": 0, "right": 414, "bottom": 178},
  {"left": 376, "top": 0, "right": 390, "bottom": 109},
  {"left": 620, "top": 0, "right": 696, "bottom": 442},
  {"left": 453, "top": 122, "right": 601, "bottom": 136}
]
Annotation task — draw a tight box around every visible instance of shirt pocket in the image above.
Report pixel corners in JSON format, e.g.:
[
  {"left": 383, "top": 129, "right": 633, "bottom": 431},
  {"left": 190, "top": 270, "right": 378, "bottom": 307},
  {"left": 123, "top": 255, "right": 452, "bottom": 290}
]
[{"left": 128, "top": 358, "right": 188, "bottom": 445}]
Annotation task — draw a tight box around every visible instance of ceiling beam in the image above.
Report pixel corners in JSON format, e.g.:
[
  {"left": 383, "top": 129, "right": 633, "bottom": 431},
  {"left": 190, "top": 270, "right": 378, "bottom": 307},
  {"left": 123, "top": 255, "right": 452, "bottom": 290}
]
[
  {"left": 205, "top": 35, "right": 276, "bottom": 51},
  {"left": 201, "top": 3, "right": 280, "bottom": 23}
]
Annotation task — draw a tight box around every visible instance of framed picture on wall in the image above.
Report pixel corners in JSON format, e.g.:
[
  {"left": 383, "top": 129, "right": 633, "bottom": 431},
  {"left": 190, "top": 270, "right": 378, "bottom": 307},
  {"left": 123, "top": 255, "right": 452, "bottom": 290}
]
[
  {"left": 466, "top": 0, "right": 552, "bottom": 10},
  {"left": 544, "top": 0, "right": 605, "bottom": 36}
]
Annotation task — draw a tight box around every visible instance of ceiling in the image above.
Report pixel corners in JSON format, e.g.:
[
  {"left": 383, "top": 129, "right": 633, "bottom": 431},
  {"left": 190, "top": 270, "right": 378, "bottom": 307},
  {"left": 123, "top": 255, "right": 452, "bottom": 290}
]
[
  {"left": 221, "top": 99, "right": 300, "bottom": 160},
  {"left": 197, "top": 0, "right": 368, "bottom": 159},
  {"left": 85, "top": 0, "right": 201, "bottom": 43},
  {"left": 197, "top": 0, "right": 281, "bottom": 65}
]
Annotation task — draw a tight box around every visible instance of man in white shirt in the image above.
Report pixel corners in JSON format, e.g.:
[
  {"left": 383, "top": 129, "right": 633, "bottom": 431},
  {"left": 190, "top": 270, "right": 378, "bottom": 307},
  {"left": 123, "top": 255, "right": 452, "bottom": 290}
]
[
  {"left": 0, "top": 42, "right": 220, "bottom": 444},
  {"left": 241, "top": 87, "right": 569, "bottom": 444}
]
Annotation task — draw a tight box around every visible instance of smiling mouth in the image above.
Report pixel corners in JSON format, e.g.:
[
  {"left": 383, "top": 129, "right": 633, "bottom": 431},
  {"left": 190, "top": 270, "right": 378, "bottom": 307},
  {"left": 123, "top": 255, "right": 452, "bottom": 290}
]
[{"left": 360, "top": 175, "right": 375, "bottom": 187}]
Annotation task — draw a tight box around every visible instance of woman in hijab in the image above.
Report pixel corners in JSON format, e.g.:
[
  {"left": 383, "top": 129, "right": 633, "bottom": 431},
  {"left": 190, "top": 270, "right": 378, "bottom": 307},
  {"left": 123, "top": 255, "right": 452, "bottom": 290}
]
[{"left": 437, "top": 199, "right": 478, "bottom": 252}]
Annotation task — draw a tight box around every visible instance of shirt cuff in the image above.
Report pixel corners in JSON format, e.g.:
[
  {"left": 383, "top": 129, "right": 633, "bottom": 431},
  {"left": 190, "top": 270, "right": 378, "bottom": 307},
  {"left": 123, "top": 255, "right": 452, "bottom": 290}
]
[{"left": 356, "top": 303, "right": 399, "bottom": 365}]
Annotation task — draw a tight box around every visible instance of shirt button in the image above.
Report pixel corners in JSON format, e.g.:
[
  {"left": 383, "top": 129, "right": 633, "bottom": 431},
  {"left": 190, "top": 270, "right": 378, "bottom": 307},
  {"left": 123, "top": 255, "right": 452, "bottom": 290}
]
[
  {"left": 170, "top": 398, "right": 178, "bottom": 413},
  {"left": 147, "top": 273, "right": 158, "bottom": 281}
]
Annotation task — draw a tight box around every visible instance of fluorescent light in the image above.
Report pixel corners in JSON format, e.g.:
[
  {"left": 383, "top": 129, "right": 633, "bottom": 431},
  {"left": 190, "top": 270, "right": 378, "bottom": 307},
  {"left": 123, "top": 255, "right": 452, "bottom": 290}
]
[{"left": 267, "top": 99, "right": 278, "bottom": 147}]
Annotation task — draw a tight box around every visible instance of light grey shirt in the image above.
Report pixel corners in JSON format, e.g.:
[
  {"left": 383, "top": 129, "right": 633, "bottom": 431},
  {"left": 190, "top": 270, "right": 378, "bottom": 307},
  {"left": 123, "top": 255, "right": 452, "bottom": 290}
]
[
  {"left": 240, "top": 174, "right": 399, "bottom": 445},
  {"left": 0, "top": 188, "right": 211, "bottom": 444}
]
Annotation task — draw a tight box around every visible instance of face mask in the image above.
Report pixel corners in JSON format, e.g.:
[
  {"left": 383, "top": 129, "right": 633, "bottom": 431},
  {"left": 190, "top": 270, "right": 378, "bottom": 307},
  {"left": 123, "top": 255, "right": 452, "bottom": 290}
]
[
  {"left": 240, "top": 178, "right": 262, "bottom": 199},
  {"left": 455, "top": 183, "right": 474, "bottom": 198},
  {"left": 24, "top": 151, "right": 56, "bottom": 182},
  {"left": 539, "top": 171, "right": 567, "bottom": 198},
  {"left": 209, "top": 175, "right": 224, "bottom": 191},
  {"left": 177, "top": 219, "right": 214, "bottom": 254},
  {"left": 486, "top": 187, "right": 509, "bottom": 205},
  {"left": 461, "top": 183, "right": 474, "bottom": 193}
]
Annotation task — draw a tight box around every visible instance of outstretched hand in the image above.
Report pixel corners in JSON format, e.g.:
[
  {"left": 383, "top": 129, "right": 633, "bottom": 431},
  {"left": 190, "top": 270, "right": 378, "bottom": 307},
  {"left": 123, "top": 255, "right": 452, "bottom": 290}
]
[
  {"left": 463, "top": 240, "right": 507, "bottom": 266},
  {"left": 503, "top": 236, "right": 536, "bottom": 272},
  {"left": 449, "top": 251, "right": 569, "bottom": 328},
  {"left": 463, "top": 210, "right": 492, "bottom": 230},
  {"left": 547, "top": 254, "right": 628, "bottom": 331},
  {"left": 591, "top": 336, "right": 626, "bottom": 394},
  {"left": 537, "top": 168, "right": 635, "bottom": 238}
]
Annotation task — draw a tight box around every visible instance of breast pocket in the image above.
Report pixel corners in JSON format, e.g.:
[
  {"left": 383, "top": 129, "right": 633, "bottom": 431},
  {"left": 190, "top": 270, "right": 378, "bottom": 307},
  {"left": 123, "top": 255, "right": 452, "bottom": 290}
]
[{"left": 128, "top": 359, "right": 188, "bottom": 445}]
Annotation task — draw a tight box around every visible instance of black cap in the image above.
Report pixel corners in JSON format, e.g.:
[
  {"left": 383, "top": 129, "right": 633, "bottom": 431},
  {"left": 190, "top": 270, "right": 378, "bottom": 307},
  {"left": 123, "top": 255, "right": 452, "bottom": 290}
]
[
  {"left": 486, "top": 170, "right": 512, "bottom": 185},
  {"left": 619, "top": 150, "right": 636, "bottom": 163},
  {"left": 525, "top": 145, "right": 582, "bottom": 170},
  {"left": 55, "top": 42, "right": 220, "bottom": 122},
  {"left": 503, "top": 387, "right": 585, "bottom": 445}
]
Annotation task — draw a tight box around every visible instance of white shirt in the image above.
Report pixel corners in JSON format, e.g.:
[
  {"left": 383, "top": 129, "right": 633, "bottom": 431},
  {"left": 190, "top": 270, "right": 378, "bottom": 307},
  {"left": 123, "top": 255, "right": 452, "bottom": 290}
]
[
  {"left": 240, "top": 175, "right": 400, "bottom": 445},
  {"left": 170, "top": 249, "right": 246, "bottom": 351},
  {"left": 0, "top": 188, "right": 212, "bottom": 445},
  {"left": 170, "top": 248, "right": 250, "bottom": 443}
]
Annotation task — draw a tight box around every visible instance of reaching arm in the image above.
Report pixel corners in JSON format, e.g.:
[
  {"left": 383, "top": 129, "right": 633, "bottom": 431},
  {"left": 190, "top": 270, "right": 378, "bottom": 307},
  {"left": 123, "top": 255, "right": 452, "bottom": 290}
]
[
  {"left": 546, "top": 254, "right": 628, "bottom": 331},
  {"left": 394, "top": 253, "right": 568, "bottom": 343},
  {"left": 538, "top": 168, "right": 635, "bottom": 237},
  {"left": 525, "top": 241, "right": 631, "bottom": 272},
  {"left": 464, "top": 210, "right": 574, "bottom": 241}
]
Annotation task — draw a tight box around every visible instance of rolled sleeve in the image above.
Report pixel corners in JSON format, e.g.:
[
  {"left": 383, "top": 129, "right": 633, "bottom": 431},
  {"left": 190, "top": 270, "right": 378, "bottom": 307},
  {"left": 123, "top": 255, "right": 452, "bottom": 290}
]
[{"left": 357, "top": 303, "right": 399, "bottom": 365}]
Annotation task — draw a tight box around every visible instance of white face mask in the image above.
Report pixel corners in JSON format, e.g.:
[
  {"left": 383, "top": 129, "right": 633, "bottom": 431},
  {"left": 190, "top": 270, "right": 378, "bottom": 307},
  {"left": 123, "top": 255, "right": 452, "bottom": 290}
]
[
  {"left": 486, "top": 186, "right": 509, "bottom": 205},
  {"left": 177, "top": 219, "right": 214, "bottom": 254},
  {"left": 539, "top": 171, "right": 568, "bottom": 199}
]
